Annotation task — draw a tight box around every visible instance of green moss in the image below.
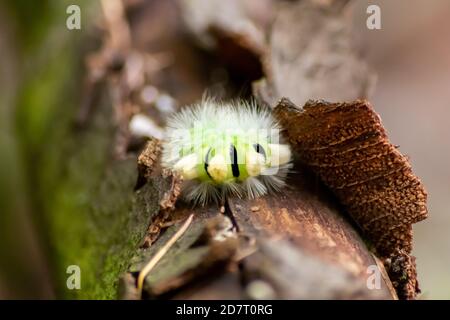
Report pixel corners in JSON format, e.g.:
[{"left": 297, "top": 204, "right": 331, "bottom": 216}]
[
  {"left": 41, "top": 96, "right": 156, "bottom": 299},
  {"left": 11, "top": 0, "right": 159, "bottom": 299}
]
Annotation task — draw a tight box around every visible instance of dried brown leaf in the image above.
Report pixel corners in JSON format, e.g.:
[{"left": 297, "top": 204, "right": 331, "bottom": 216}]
[{"left": 274, "top": 97, "right": 428, "bottom": 299}]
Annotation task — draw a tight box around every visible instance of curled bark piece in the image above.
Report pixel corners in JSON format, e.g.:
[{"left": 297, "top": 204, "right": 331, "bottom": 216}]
[{"left": 274, "top": 97, "right": 428, "bottom": 299}]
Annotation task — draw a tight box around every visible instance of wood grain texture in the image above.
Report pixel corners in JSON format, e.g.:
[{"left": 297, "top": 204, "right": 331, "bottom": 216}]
[
  {"left": 229, "top": 167, "right": 396, "bottom": 299},
  {"left": 121, "top": 0, "right": 400, "bottom": 301},
  {"left": 127, "top": 145, "right": 396, "bottom": 299}
]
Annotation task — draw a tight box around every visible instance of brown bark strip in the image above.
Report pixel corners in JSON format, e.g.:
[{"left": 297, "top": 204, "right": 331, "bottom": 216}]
[{"left": 274, "top": 97, "right": 428, "bottom": 299}]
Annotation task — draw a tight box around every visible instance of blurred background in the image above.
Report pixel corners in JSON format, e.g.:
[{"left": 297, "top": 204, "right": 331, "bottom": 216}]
[{"left": 0, "top": 0, "right": 449, "bottom": 299}]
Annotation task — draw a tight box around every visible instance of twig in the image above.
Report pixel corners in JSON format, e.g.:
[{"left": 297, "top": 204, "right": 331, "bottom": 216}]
[{"left": 137, "top": 213, "right": 195, "bottom": 297}]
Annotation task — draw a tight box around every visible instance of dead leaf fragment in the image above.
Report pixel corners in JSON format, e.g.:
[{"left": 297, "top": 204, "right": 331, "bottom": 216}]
[{"left": 274, "top": 97, "right": 428, "bottom": 299}]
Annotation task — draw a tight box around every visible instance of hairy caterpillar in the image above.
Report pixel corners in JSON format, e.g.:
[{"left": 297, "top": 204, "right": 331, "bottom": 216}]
[{"left": 162, "top": 99, "right": 292, "bottom": 205}]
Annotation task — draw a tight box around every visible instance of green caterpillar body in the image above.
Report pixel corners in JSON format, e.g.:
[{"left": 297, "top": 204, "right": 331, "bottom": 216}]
[{"left": 162, "top": 99, "right": 292, "bottom": 205}]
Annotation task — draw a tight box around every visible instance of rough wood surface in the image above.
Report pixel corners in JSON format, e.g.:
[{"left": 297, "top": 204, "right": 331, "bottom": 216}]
[
  {"left": 125, "top": 147, "right": 396, "bottom": 299},
  {"left": 8, "top": 0, "right": 424, "bottom": 300},
  {"left": 118, "top": 0, "right": 400, "bottom": 300}
]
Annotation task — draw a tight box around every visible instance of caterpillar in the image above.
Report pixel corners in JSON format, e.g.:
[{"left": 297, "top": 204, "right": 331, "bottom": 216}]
[{"left": 162, "top": 99, "right": 292, "bottom": 205}]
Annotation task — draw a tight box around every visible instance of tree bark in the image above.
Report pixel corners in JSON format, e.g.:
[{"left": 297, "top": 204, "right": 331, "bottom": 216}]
[{"left": 8, "top": 0, "right": 424, "bottom": 300}]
